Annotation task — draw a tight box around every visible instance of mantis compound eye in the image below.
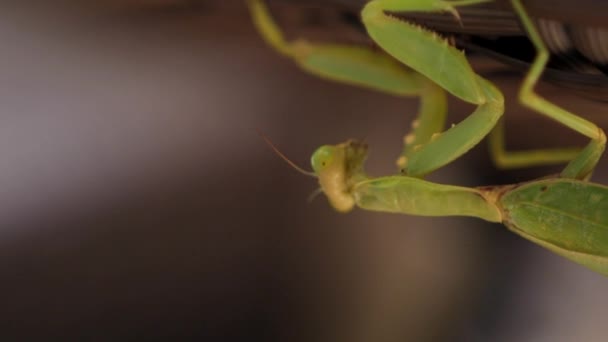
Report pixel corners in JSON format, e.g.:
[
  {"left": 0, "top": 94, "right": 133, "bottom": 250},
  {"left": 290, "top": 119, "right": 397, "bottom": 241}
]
[{"left": 311, "top": 145, "right": 337, "bottom": 174}]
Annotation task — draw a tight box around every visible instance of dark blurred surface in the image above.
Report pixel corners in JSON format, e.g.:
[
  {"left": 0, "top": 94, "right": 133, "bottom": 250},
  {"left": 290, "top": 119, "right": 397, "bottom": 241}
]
[{"left": 0, "top": 1, "right": 607, "bottom": 341}]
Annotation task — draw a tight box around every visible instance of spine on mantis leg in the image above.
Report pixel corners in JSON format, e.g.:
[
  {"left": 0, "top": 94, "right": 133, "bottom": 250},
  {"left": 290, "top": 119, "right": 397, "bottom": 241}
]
[{"left": 352, "top": 176, "right": 503, "bottom": 222}]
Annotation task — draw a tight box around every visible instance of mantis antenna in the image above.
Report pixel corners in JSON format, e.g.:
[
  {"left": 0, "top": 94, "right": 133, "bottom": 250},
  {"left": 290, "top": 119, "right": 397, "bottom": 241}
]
[{"left": 258, "top": 131, "right": 317, "bottom": 178}]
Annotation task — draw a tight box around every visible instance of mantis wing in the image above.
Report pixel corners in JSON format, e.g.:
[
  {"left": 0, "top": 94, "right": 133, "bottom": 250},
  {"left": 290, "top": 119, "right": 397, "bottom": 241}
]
[{"left": 501, "top": 179, "right": 608, "bottom": 276}]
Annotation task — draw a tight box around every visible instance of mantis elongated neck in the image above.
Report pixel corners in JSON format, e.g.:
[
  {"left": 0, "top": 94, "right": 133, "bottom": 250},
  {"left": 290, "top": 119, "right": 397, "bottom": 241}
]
[{"left": 352, "top": 176, "right": 504, "bottom": 223}]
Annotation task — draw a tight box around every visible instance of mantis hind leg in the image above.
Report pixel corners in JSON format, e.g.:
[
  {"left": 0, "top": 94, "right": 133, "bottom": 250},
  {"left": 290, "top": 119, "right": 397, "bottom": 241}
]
[
  {"left": 511, "top": 0, "right": 606, "bottom": 180},
  {"left": 488, "top": 119, "right": 580, "bottom": 169}
]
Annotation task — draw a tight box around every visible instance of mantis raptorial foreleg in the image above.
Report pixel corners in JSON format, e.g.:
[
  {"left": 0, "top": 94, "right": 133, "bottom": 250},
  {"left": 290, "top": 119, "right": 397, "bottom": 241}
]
[
  {"left": 508, "top": 0, "right": 606, "bottom": 180},
  {"left": 249, "top": 0, "right": 507, "bottom": 177},
  {"left": 360, "top": 0, "right": 504, "bottom": 177},
  {"left": 362, "top": 0, "right": 596, "bottom": 173},
  {"left": 246, "top": 0, "right": 448, "bottom": 173}
]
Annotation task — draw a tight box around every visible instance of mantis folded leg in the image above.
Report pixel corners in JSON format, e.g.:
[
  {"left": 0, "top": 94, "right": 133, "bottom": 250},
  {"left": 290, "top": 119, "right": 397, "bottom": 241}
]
[
  {"left": 360, "top": 0, "right": 504, "bottom": 177},
  {"left": 363, "top": 0, "right": 601, "bottom": 174}
]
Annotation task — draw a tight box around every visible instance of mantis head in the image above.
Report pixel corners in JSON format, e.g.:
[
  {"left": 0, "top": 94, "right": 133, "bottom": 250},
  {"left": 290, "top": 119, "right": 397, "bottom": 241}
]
[
  {"left": 260, "top": 133, "right": 368, "bottom": 213},
  {"left": 311, "top": 140, "right": 368, "bottom": 213}
]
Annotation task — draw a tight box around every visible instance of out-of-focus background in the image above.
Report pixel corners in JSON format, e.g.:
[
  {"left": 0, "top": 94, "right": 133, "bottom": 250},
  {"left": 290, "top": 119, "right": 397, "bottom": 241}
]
[{"left": 1, "top": 1, "right": 607, "bottom": 341}]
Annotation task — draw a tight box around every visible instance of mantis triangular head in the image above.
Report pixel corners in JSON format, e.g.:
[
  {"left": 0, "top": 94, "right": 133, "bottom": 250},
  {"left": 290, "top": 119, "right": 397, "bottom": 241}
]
[
  {"left": 261, "top": 133, "right": 368, "bottom": 213},
  {"left": 310, "top": 140, "right": 369, "bottom": 212}
]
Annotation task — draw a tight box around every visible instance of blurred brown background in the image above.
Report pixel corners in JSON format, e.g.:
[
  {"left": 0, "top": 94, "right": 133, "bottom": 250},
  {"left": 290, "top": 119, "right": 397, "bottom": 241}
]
[{"left": 0, "top": 1, "right": 607, "bottom": 341}]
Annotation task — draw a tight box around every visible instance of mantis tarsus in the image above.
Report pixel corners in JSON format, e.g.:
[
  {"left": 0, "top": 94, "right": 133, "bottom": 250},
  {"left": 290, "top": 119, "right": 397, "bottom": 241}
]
[{"left": 247, "top": 0, "right": 608, "bottom": 276}]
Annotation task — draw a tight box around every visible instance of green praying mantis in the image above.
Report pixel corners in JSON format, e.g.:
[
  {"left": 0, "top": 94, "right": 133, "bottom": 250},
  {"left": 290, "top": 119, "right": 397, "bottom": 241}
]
[{"left": 247, "top": 0, "right": 608, "bottom": 276}]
